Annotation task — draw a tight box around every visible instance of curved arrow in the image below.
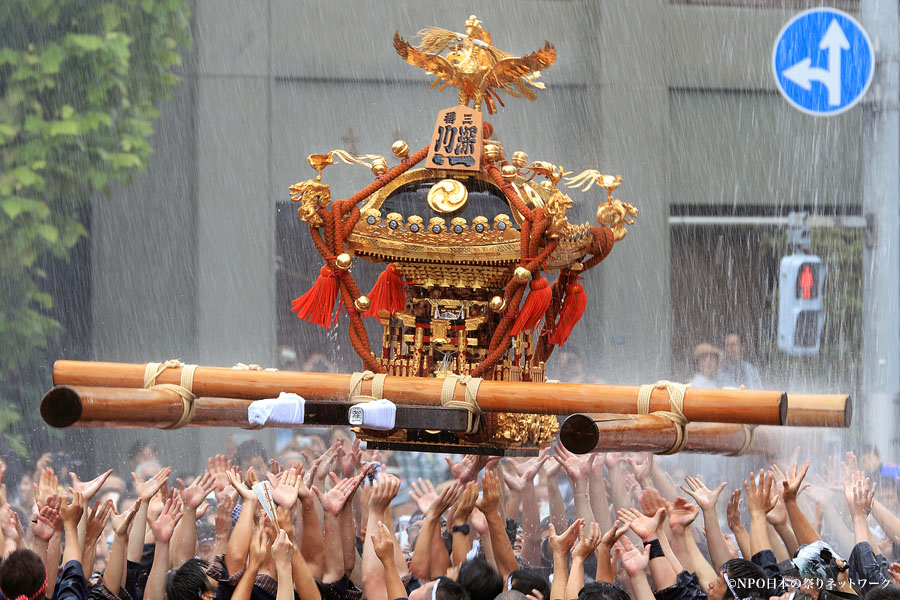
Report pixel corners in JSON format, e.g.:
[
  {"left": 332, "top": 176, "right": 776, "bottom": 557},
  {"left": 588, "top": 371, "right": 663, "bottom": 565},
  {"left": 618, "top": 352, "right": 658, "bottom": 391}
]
[{"left": 782, "top": 19, "right": 849, "bottom": 106}]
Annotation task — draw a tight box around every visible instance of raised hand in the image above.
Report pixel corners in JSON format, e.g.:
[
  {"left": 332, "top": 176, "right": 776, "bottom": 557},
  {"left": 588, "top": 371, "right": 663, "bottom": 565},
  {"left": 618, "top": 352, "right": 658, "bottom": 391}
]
[
  {"left": 445, "top": 455, "right": 489, "bottom": 483},
  {"left": 341, "top": 437, "right": 363, "bottom": 478},
  {"left": 454, "top": 481, "right": 479, "bottom": 525},
  {"left": 271, "top": 529, "right": 294, "bottom": 568},
  {"left": 726, "top": 489, "right": 745, "bottom": 532},
  {"left": 553, "top": 443, "right": 592, "bottom": 483},
  {"left": 313, "top": 474, "right": 361, "bottom": 516},
  {"left": 84, "top": 499, "right": 113, "bottom": 544},
  {"left": 744, "top": 470, "right": 777, "bottom": 516},
  {"left": 426, "top": 481, "right": 463, "bottom": 519},
  {"left": 639, "top": 488, "right": 668, "bottom": 518},
  {"left": 681, "top": 475, "right": 727, "bottom": 512},
  {"left": 549, "top": 518, "right": 584, "bottom": 556},
  {"left": 70, "top": 469, "right": 113, "bottom": 503},
  {"left": 134, "top": 466, "right": 171, "bottom": 502},
  {"left": 617, "top": 506, "right": 664, "bottom": 541},
  {"left": 59, "top": 490, "right": 85, "bottom": 526},
  {"left": 226, "top": 466, "right": 255, "bottom": 502},
  {"left": 626, "top": 454, "right": 654, "bottom": 485},
  {"left": 846, "top": 474, "right": 876, "bottom": 518},
  {"left": 248, "top": 526, "right": 268, "bottom": 570},
  {"left": 371, "top": 520, "right": 395, "bottom": 564},
  {"left": 208, "top": 455, "right": 232, "bottom": 493},
  {"left": 410, "top": 478, "right": 438, "bottom": 514},
  {"left": 888, "top": 563, "right": 900, "bottom": 587},
  {"left": 368, "top": 474, "right": 400, "bottom": 513},
  {"left": 32, "top": 504, "right": 61, "bottom": 541},
  {"left": 599, "top": 519, "right": 629, "bottom": 551},
  {"left": 148, "top": 498, "right": 182, "bottom": 544},
  {"left": 572, "top": 521, "right": 603, "bottom": 560},
  {"left": 781, "top": 461, "right": 809, "bottom": 502},
  {"left": 111, "top": 498, "right": 142, "bottom": 537},
  {"left": 665, "top": 498, "right": 699, "bottom": 529},
  {"left": 475, "top": 469, "right": 501, "bottom": 514},
  {"left": 617, "top": 534, "right": 651, "bottom": 577},
  {"left": 267, "top": 467, "right": 302, "bottom": 509},
  {"left": 179, "top": 471, "right": 216, "bottom": 511},
  {"left": 35, "top": 467, "right": 59, "bottom": 506}
]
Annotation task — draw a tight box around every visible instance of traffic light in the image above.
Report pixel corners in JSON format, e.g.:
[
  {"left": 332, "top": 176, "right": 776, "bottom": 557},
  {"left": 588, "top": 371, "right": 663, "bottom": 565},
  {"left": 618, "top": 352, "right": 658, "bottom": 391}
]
[{"left": 778, "top": 254, "right": 826, "bottom": 356}]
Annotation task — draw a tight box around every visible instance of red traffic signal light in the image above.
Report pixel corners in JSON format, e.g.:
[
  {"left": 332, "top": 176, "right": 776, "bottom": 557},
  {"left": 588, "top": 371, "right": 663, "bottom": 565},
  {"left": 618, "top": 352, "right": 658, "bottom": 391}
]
[{"left": 795, "top": 262, "right": 819, "bottom": 300}]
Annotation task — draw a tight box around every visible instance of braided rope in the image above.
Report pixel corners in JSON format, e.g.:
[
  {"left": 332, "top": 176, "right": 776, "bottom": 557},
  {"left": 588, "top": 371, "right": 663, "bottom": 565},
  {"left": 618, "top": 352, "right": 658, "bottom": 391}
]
[
  {"left": 637, "top": 380, "right": 690, "bottom": 455},
  {"left": 143, "top": 360, "right": 198, "bottom": 430},
  {"left": 440, "top": 374, "right": 483, "bottom": 434}
]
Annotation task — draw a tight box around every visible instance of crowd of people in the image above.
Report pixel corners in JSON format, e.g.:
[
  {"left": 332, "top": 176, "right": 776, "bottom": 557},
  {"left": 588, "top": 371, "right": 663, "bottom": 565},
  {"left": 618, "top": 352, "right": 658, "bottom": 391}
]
[
  {"left": 690, "top": 333, "right": 763, "bottom": 390},
  {"left": 1, "top": 432, "right": 900, "bottom": 600}
]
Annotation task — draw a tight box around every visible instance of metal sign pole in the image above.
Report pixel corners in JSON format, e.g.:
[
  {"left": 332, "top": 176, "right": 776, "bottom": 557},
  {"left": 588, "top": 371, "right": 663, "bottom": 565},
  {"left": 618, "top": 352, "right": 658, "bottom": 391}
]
[{"left": 861, "top": 0, "right": 900, "bottom": 458}]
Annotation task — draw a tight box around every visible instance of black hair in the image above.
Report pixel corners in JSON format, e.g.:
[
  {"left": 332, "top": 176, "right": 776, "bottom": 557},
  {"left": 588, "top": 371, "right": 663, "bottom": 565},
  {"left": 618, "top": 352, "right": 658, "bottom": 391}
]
[
  {"left": 127, "top": 440, "right": 158, "bottom": 463},
  {"left": 458, "top": 558, "right": 502, "bottom": 600},
  {"left": 434, "top": 576, "right": 470, "bottom": 600},
  {"left": 234, "top": 439, "right": 268, "bottom": 467},
  {"left": 505, "top": 517, "right": 520, "bottom": 545},
  {"left": 578, "top": 581, "right": 632, "bottom": 600},
  {"left": 510, "top": 569, "right": 550, "bottom": 600},
  {"left": 864, "top": 585, "right": 900, "bottom": 600},
  {"left": 0, "top": 550, "right": 46, "bottom": 600},
  {"left": 165, "top": 558, "right": 211, "bottom": 600},
  {"left": 723, "top": 558, "right": 767, "bottom": 600},
  {"left": 494, "top": 592, "right": 527, "bottom": 600}
]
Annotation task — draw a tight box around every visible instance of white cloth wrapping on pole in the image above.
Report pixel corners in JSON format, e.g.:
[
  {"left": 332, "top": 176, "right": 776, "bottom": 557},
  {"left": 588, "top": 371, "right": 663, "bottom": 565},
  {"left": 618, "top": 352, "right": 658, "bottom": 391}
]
[
  {"left": 348, "top": 399, "right": 396, "bottom": 430},
  {"left": 247, "top": 392, "right": 305, "bottom": 427}
]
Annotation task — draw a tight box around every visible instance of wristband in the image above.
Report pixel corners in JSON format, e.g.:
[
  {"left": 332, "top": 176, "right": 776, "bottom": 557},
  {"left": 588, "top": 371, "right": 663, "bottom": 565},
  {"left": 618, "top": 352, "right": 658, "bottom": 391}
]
[
  {"left": 643, "top": 538, "right": 664, "bottom": 559},
  {"left": 452, "top": 523, "right": 470, "bottom": 535}
]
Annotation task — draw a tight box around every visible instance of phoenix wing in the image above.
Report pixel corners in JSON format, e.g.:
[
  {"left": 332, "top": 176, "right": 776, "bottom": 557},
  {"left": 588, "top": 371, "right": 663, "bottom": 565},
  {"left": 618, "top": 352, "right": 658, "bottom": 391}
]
[
  {"left": 394, "top": 31, "right": 460, "bottom": 89},
  {"left": 477, "top": 42, "right": 556, "bottom": 100}
]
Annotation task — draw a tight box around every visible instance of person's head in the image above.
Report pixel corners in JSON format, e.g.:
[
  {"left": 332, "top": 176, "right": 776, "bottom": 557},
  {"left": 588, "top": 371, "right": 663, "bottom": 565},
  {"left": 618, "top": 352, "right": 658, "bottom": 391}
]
[
  {"left": 863, "top": 585, "right": 900, "bottom": 600},
  {"left": 858, "top": 444, "right": 882, "bottom": 473},
  {"left": 506, "top": 518, "right": 524, "bottom": 556},
  {"left": 708, "top": 558, "right": 767, "bottom": 600},
  {"left": 509, "top": 569, "right": 550, "bottom": 600},
  {"left": 234, "top": 439, "right": 268, "bottom": 474},
  {"left": 458, "top": 558, "right": 503, "bottom": 600},
  {"left": 128, "top": 441, "right": 159, "bottom": 469},
  {"left": 17, "top": 473, "right": 34, "bottom": 505},
  {"left": 724, "top": 332, "right": 744, "bottom": 363},
  {"left": 693, "top": 343, "right": 722, "bottom": 378},
  {"left": 408, "top": 576, "right": 469, "bottom": 600},
  {"left": 577, "top": 582, "right": 631, "bottom": 600},
  {"left": 0, "top": 549, "right": 47, "bottom": 600},
  {"left": 165, "top": 558, "right": 215, "bottom": 600},
  {"left": 792, "top": 541, "right": 847, "bottom": 590},
  {"left": 875, "top": 474, "right": 900, "bottom": 512},
  {"left": 196, "top": 522, "right": 217, "bottom": 562},
  {"left": 495, "top": 592, "right": 527, "bottom": 600}
]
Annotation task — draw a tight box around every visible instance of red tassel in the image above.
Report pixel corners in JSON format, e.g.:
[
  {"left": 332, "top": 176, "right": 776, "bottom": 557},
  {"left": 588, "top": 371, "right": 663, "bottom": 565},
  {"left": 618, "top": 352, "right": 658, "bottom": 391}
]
[
  {"left": 510, "top": 276, "right": 552, "bottom": 336},
  {"left": 291, "top": 265, "right": 340, "bottom": 329},
  {"left": 548, "top": 281, "right": 587, "bottom": 346},
  {"left": 365, "top": 263, "right": 405, "bottom": 318}
]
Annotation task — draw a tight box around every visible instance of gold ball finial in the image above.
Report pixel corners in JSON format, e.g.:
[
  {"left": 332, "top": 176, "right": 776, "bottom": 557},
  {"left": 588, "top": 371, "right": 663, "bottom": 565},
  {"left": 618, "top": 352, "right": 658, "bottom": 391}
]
[
  {"left": 511, "top": 151, "right": 528, "bottom": 168},
  {"left": 354, "top": 295, "right": 371, "bottom": 312},
  {"left": 391, "top": 140, "right": 409, "bottom": 158},
  {"left": 513, "top": 266, "right": 531, "bottom": 283},
  {"left": 371, "top": 158, "right": 388, "bottom": 176},
  {"left": 489, "top": 296, "right": 506, "bottom": 313},
  {"left": 501, "top": 165, "right": 518, "bottom": 180},
  {"left": 335, "top": 253, "right": 353, "bottom": 270},
  {"left": 483, "top": 144, "right": 500, "bottom": 162}
]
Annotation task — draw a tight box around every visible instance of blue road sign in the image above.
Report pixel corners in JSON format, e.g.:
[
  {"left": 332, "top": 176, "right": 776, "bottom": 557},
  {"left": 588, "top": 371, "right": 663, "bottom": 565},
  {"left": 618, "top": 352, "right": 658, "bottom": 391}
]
[{"left": 772, "top": 8, "right": 874, "bottom": 116}]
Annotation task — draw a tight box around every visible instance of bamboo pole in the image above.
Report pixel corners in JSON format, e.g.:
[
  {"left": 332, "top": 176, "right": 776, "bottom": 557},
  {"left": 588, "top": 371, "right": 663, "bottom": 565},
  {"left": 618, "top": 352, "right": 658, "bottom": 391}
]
[
  {"left": 784, "top": 394, "right": 852, "bottom": 427},
  {"left": 559, "top": 413, "right": 765, "bottom": 455},
  {"left": 41, "top": 385, "right": 472, "bottom": 431},
  {"left": 51, "top": 360, "right": 788, "bottom": 425}
]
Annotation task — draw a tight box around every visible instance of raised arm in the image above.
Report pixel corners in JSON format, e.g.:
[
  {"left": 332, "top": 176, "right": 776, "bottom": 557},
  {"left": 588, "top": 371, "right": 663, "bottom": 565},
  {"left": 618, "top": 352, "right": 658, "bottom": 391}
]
[
  {"left": 60, "top": 490, "right": 85, "bottom": 568},
  {"left": 744, "top": 470, "right": 778, "bottom": 557},
  {"left": 781, "top": 461, "right": 821, "bottom": 546},
  {"left": 548, "top": 519, "right": 582, "bottom": 600},
  {"left": 618, "top": 534, "right": 655, "bottom": 600},
  {"left": 681, "top": 475, "right": 730, "bottom": 570},
  {"left": 128, "top": 466, "right": 171, "bottom": 563},
  {"left": 144, "top": 499, "right": 182, "bottom": 600},
  {"left": 105, "top": 499, "right": 142, "bottom": 595},
  {"left": 272, "top": 529, "right": 297, "bottom": 600},
  {"left": 726, "top": 489, "right": 751, "bottom": 558},
  {"left": 554, "top": 443, "right": 595, "bottom": 524},
  {"left": 477, "top": 468, "right": 518, "bottom": 581},
  {"left": 171, "top": 470, "right": 216, "bottom": 568},
  {"left": 451, "top": 481, "right": 479, "bottom": 567},
  {"left": 362, "top": 474, "right": 401, "bottom": 600},
  {"left": 225, "top": 466, "right": 259, "bottom": 574},
  {"left": 566, "top": 522, "right": 604, "bottom": 600},
  {"left": 409, "top": 480, "right": 462, "bottom": 580},
  {"left": 619, "top": 506, "right": 677, "bottom": 591},
  {"left": 372, "top": 520, "right": 406, "bottom": 600}
]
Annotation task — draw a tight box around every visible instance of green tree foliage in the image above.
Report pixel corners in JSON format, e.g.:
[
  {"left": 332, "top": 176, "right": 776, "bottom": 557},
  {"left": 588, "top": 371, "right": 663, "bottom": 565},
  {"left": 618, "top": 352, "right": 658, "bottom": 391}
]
[{"left": 0, "top": 0, "right": 190, "bottom": 453}]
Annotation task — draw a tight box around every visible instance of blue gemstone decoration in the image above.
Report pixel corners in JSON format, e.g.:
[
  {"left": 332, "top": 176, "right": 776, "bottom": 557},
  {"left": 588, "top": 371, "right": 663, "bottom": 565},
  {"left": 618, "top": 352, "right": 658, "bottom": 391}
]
[
  {"left": 366, "top": 215, "right": 377, "bottom": 225},
  {"left": 409, "top": 224, "right": 420, "bottom": 232},
  {"left": 496, "top": 221, "right": 507, "bottom": 231},
  {"left": 389, "top": 220, "right": 399, "bottom": 230},
  {"left": 453, "top": 225, "right": 464, "bottom": 234},
  {"left": 475, "top": 223, "right": 485, "bottom": 233},
  {"left": 432, "top": 224, "right": 442, "bottom": 233}
]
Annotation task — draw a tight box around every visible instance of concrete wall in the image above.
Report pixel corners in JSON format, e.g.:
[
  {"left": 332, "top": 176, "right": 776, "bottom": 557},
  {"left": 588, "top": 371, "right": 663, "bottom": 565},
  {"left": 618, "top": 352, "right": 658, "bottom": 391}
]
[{"left": 85, "top": 0, "right": 866, "bottom": 469}]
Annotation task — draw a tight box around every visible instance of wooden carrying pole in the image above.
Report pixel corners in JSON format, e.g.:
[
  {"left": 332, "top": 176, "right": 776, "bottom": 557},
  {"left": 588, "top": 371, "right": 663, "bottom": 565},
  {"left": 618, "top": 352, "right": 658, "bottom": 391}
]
[
  {"left": 50, "top": 360, "right": 790, "bottom": 426},
  {"left": 559, "top": 413, "right": 766, "bottom": 455},
  {"left": 41, "top": 386, "right": 473, "bottom": 431}
]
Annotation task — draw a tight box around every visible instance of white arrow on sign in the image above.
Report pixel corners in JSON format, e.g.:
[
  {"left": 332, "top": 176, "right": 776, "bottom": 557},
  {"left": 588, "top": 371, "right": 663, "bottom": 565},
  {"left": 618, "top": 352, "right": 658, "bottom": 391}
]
[{"left": 781, "top": 19, "right": 850, "bottom": 106}]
